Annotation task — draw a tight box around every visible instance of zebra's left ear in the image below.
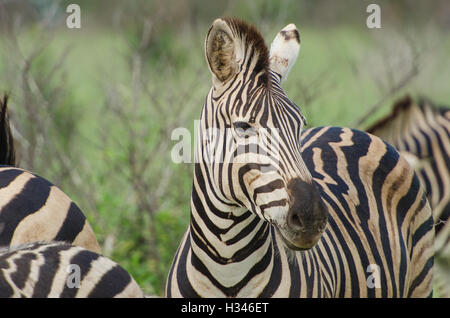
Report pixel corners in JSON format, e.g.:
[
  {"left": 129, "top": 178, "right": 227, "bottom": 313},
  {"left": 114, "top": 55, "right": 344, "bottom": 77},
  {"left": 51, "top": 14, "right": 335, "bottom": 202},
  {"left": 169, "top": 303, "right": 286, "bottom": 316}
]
[{"left": 269, "top": 24, "right": 301, "bottom": 82}]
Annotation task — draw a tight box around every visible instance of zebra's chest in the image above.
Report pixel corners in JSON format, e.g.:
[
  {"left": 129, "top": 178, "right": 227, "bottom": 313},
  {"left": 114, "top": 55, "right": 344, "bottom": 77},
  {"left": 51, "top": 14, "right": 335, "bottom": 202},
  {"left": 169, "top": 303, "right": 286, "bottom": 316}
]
[{"left": 170, "top": 227, "right": 333, "bottom": 298}]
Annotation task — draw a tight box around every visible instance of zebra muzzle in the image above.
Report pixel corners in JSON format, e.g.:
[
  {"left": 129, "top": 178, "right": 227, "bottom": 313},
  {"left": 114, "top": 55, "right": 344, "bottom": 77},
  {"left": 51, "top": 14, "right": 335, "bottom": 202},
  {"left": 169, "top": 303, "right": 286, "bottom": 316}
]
[{"left": 282, "top": 178, "right": 328, "bottom": 250}]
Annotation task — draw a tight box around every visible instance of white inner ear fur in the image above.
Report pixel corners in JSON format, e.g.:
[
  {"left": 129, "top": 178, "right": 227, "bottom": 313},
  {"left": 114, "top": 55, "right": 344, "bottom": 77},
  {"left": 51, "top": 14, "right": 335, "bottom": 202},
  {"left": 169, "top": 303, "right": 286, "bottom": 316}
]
[
  {"left": 269, "top": 23, "right": 301, "bottom": 82},
  {"left": 205, "top": 19, "right": 239, "bottom": 86}
]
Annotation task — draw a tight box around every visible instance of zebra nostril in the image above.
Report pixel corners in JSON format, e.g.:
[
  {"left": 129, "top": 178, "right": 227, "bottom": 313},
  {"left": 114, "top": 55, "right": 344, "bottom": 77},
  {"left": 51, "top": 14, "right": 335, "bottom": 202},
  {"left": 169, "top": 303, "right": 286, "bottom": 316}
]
[
  {"left": 288, "top": 209, "right": 304, "bottom": 231},
  {"left": 317, "top": 220, "right": 327, "bottom": 233}
]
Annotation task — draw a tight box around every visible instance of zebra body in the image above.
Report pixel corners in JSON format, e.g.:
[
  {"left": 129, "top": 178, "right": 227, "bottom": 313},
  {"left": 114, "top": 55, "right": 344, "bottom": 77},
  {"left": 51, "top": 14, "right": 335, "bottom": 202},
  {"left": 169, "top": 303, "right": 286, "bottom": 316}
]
[
  {"left": 366, "top": 96, "right": 449, "bottom": 296},
  {"left": 165, "top": 18, "right": 434, "bottom": 298},
  {"left": 0, "top": 241, "right": 144, "bottom": 298}
]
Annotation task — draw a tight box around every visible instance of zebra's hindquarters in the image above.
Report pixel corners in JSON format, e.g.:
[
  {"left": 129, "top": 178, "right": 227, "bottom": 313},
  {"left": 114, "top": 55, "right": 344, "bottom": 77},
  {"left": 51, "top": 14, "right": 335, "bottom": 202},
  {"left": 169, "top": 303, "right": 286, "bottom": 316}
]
[
  {"left": 301, "top": 126, "right": 435, "bottom": 297},
  {"left": 0, "top": 241, "right": 144, "bottom": 298},
  {"left": 0, "top": 166, "right": 101, "bottom": 253}
]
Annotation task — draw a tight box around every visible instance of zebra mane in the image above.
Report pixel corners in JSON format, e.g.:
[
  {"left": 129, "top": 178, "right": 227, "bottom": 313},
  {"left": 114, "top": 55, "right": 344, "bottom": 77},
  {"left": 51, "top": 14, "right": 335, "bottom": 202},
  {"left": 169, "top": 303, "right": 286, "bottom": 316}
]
[
  {"left": 366, "top": 95, "right": 413, "bottom": 133},
  {"left": 367, "top": 95, "right": 449, "bottom": 133},
  {"left": 222, "top": 17, "right": 270, "bottom": 85}
]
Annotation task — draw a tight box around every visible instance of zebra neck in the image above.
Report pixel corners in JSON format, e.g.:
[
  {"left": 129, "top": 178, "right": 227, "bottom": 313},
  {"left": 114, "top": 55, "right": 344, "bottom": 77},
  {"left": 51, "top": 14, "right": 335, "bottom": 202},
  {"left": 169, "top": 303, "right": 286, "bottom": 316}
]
[
  {"left": 189, "top": 185, "right": 272, "bottom": 263},
  {"left": 187, "top": 189, "right": 328, "bottom": 297},
  {"left": 185, "top": 180, "right": 330, "bottom": 297},
  {"left": 187, "top": 184, "right": 281, "bottom": 296}
]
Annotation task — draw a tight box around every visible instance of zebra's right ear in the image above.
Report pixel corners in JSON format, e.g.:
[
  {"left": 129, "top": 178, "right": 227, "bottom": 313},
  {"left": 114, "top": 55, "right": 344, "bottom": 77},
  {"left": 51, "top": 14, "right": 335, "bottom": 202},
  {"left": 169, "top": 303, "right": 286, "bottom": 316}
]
[
  {"left": 205, "top": 18, "right": 238, "bottom": 86},
  {"left": 269, "top": 23, "right": 301, "bottom": 82}
]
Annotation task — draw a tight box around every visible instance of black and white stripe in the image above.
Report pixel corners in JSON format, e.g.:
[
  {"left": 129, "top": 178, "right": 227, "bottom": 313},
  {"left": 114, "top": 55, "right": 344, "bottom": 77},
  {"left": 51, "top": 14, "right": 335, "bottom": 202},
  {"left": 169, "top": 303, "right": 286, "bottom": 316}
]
[
  {"left": 0, "top": 241, "right": 144, "bottom": 298},
  {"left": 165, "top": 18, "right": 435, "bottom": 298},
  {"left": 366, "top": 95, "right": 449, "bottom": 296}
]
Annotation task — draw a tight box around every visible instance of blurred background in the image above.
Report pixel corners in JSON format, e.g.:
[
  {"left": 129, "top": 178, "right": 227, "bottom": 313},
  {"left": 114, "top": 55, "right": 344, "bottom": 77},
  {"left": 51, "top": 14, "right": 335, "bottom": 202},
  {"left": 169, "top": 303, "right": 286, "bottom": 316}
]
[{"left": 0, "top": 0, "right": 449, "bottom": 296}]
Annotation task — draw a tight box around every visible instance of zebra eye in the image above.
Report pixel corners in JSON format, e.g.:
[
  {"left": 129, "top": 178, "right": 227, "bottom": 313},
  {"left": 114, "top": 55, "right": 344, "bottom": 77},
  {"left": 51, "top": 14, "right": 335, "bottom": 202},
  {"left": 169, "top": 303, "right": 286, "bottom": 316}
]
[
  {"left": 233, "top": 121, "right": 256, "bottom": 137},
  {"left": 233, "top": 121, "right": 251, "bottom": 130}
]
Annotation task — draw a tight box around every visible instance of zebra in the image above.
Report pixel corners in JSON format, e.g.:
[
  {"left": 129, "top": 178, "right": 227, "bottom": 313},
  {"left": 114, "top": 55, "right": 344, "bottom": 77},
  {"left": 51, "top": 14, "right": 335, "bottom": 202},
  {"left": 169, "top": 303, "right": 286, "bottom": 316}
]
[
  {"left": 366, "top": 95, "right": 449, "bottom": 296},
  {"left": 0, "top": 95, "right": 101, "bottom": 253},
  {"left": 165, "top": 18, "right": 435, "bottom": 297},
  {"left": 0, "top": 241, "right": 144, "bottom": 298}
]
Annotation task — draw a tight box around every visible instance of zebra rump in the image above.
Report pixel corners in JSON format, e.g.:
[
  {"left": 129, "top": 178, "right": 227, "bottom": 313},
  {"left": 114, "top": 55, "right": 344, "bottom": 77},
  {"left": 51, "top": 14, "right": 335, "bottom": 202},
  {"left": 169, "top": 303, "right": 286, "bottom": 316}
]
[{"left": 0, "top": 166, "right": 101, "bottom": 253}]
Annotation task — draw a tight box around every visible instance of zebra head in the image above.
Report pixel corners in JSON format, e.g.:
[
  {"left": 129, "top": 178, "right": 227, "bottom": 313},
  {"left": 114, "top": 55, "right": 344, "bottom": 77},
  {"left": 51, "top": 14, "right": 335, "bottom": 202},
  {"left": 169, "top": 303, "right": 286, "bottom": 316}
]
[{"left": 198, "top": 18, "right": 328, "bottom": 251}]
